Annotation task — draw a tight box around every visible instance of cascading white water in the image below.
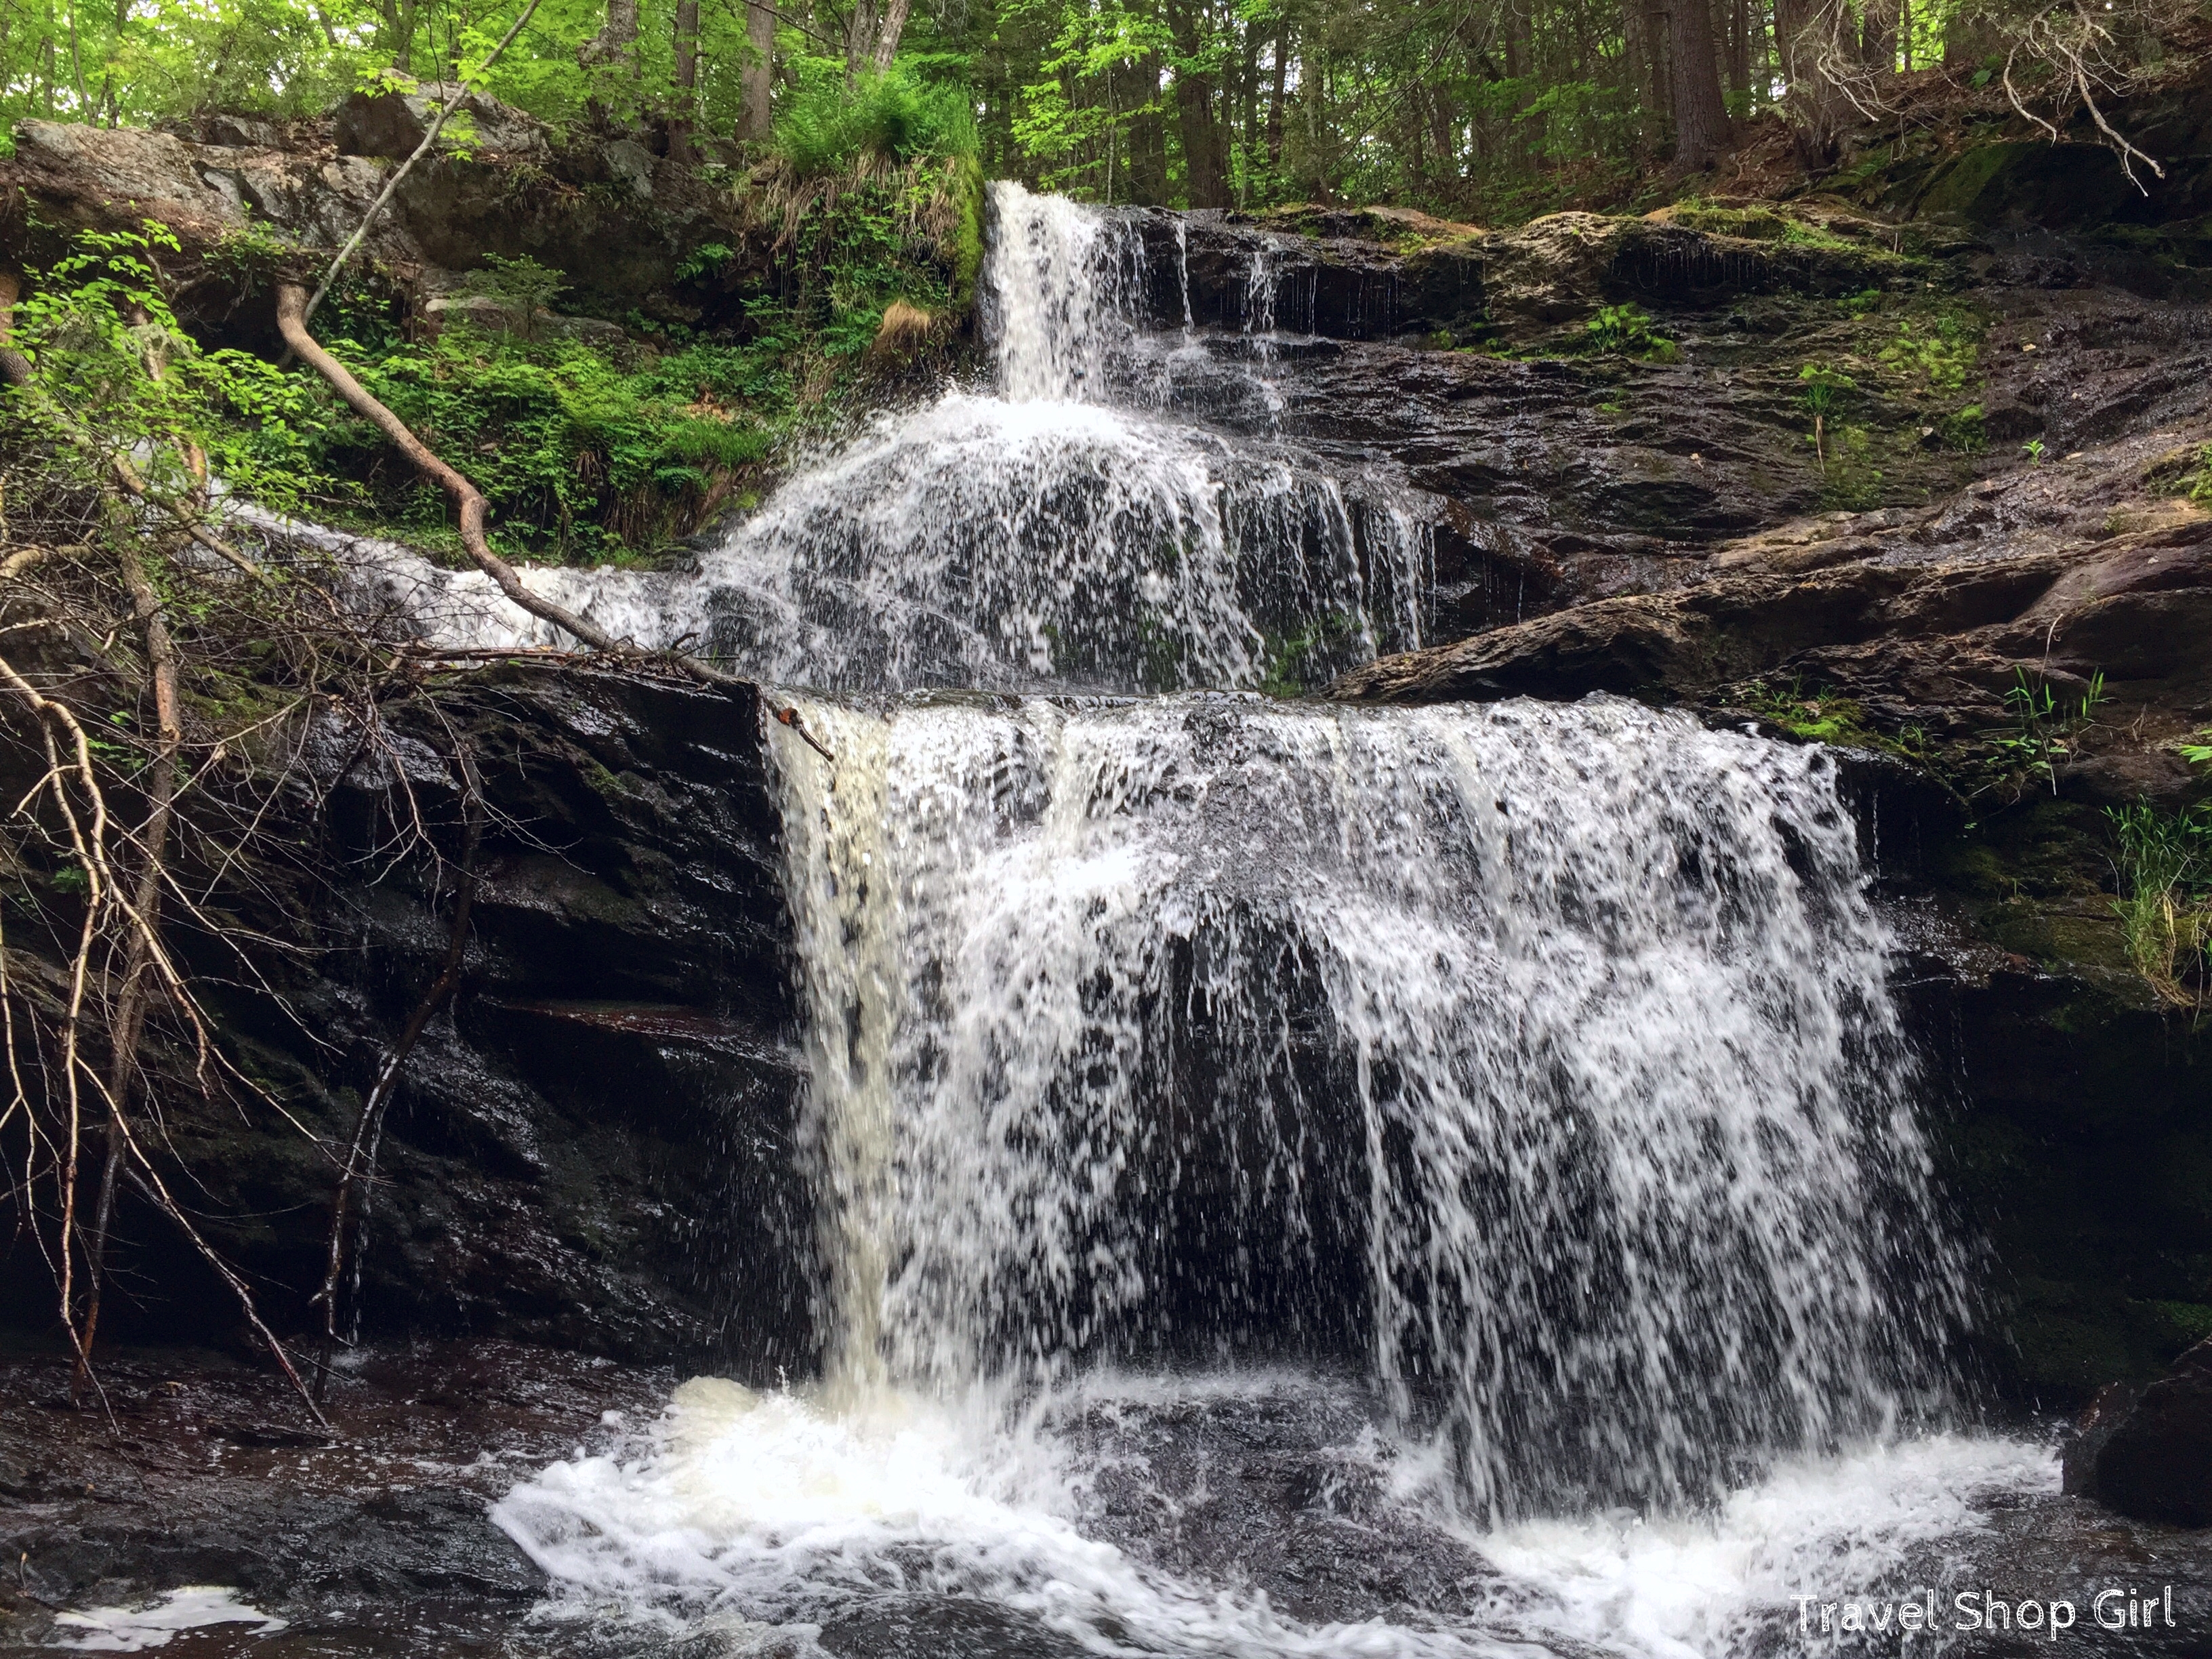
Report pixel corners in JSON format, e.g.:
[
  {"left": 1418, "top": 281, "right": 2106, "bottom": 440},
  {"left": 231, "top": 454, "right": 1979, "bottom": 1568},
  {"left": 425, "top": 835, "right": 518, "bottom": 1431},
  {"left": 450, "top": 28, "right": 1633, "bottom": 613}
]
[
  {"left": 489, "top": 185, "right": 2044, "bottom": 1659},
  {"left": 407, "top": 182, "right": 1430, "bottom": 695},
  {"left": 690, "top": 184, "right": 1428, "bottom": 692},
  {"left": 768, "top": 693, "right": 1967, "bottom": 1521}
]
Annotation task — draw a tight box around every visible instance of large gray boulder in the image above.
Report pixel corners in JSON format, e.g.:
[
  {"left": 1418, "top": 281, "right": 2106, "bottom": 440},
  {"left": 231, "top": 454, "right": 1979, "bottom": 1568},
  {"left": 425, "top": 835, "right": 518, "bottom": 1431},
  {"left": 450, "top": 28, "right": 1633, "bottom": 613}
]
[{"left": 335, "top": 81, "right": 550, "bottom": 160}]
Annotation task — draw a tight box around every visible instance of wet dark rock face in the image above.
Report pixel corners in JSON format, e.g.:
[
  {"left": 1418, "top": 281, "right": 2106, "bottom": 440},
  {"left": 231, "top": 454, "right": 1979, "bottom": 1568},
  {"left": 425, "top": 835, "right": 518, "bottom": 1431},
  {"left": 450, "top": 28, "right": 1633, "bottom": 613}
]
[
  {"left": 1062, "top": 1379, "right": 1497, "bottom": 1627},
  {"left": 0, "top": 667, "right": 813, "bottom": 1373},
  {"left": 2093, "top": 1338, "right": 2212, "bottom": 1527}
]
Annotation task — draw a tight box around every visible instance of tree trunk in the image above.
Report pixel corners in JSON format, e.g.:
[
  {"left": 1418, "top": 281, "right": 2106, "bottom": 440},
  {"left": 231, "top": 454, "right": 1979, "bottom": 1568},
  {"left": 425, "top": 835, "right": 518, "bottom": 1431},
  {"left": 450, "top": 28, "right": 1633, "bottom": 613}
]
[
  {"left": 1626, "top": 0, "right": 1667, "bottom": 157},
  {"left": 740, "top": 0, "right": 773, "bottom": 138},
  {"left": 579, "top": 0, "right": 638, "bottom": 70},
  {"left": 674, "top": 0, "right": 697, "bottom": 90},
  {"left": 377, "top": 0, "right": 417, "bottom": 69},
  {"left": 1664, "top": 0, "right": 1731, "bottom": 168},
  {"left": 1265, "top": 20, "right": 1286, "bottom": 163},
  {"left": 870, "top": 0, "right": 910, "bottom": 69},
  {"left": 1237, "top": 16, "right": 1258, "bottom": 194},
  {"left": 670, "top": 0, "right": 699, "bottom": 157},
  {"left": 1128, "top": 58, "right": 1170, "bottom": 205},
  {"left": 1728, "top": 0, "right": 1752, "bottom": 94},
  {"left": 1774, "top": 0, "right": 1845, "bottom": 160},
  {"left": 844, "top": 0, "right": 876, "bottom": 80},
  {"left": 1166, "top": 0, "right": 1229, "bottom": 209},
  {"left": 1297, "top": 41, "right": 1326, "bottom": 199},
  {"left": 1861, "top": 0, "right": 1899, "bottom": 72}
]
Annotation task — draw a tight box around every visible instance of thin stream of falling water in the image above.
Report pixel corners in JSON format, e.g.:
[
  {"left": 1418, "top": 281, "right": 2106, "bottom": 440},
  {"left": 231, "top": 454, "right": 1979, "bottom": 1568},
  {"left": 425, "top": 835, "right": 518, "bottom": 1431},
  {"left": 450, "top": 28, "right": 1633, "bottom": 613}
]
[{"left": 778, "top": 705, "right": 897, "bottom": 1400}]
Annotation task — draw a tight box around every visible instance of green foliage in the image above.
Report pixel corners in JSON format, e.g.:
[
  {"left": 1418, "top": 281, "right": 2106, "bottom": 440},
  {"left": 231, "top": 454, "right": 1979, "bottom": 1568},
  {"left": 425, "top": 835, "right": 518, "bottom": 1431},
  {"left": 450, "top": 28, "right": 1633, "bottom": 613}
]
[
  {"left": 676, "top": 243, "right": 738, "bottom": 282},
  {"left": 5, "top": 223, "right": 336, "bottom": 515},
  {"left": 775, "top": 65, "right": 979, "bottom": 177},
  {"left": 2145, "top": 442, "right": 2212, "bottom": 504},
  {"left": 1878, "top": 312, "right": 1983, "bottom": 391},
  {"left": 1988, "top": 668, "right": 2106, "bottom": 796},
  {"left": 2108, "top": 798, "right": 2212, "bottom": 1008},
  {"left": 2022, "top": 438, "right": 2047, "bottom": 464},
  {"left": 458, "top": 254, "right": 570, "bottom": 316},
  {"left": 1256, "top": 612, "right": 1359, "bottom": 697},
  {"left": 1738, "top": 678, "right": 1932, "bottom": 762},
  {"left": 1797, "top": 360, "right": 1855, "bottom": 414},
  {"left": 1939, "top": 402, "right": 1987, "bottom": 454},
  {"left": 1797, "top": 361, "right": 1856, "bottom": 468},
  {"left": 762, "top": 160, "right": 964, "bottom": 357},
  {"left": 320, "top": 325, "right": 788, "bottom": 558},
  {"left": 1583, "top": 303, "right": 1675, "bottom": 361}
]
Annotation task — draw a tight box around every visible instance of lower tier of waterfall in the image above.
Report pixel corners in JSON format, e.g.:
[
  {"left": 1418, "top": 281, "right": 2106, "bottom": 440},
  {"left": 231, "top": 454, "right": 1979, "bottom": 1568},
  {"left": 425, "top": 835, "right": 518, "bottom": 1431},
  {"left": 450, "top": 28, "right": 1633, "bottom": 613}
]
[
  {"left": 493, "top": 1370, "right": 2051, "bottom": 1659},
  {"left": 769, "top": 693, "right": 1968, "bottom": 1519},
  {"left": 488, "top": 694, "right": 2019, "bottom": 1659}
]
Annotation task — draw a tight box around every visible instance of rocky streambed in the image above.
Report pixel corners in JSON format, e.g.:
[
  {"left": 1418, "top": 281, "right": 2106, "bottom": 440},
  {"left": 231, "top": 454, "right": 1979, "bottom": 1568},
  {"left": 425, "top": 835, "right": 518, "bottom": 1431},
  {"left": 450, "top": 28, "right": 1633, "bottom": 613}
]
[{"left": 2, "top": 83, "right": 2211, "bottom": 1659}]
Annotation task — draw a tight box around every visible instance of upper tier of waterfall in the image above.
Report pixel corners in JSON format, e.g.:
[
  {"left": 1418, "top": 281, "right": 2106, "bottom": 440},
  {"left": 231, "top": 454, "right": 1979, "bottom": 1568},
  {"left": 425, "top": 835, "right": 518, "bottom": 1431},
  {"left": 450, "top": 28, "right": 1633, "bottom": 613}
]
[{"left": 382, "top": 181, "right": 1431, "bottom": 695}]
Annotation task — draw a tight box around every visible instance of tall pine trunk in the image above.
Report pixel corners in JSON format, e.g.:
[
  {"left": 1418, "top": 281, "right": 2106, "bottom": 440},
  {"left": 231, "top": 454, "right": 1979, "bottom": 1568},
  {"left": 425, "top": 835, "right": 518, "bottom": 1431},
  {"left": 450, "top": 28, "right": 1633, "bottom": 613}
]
[
  {"left": 1861, "top": 0, "right": 1899, "bottom": 72},
  {"left": 1166, "top": 0, "right": 1230, "bottom": 208},
  {"left": 1664, "top": 0, "right": 1730, "bottom": 168},
  {"left": 670, "top": 0, "right": 698, "bottom": 156},
  {"left": 1774, "top": 0, "right": 1846, "bottom": 161},
  {"left": 1266, "top": 21, "right": 1287, "bottom": 163},
  {"left": 740, "top": 0, "right": 773, "bottom": 140}
]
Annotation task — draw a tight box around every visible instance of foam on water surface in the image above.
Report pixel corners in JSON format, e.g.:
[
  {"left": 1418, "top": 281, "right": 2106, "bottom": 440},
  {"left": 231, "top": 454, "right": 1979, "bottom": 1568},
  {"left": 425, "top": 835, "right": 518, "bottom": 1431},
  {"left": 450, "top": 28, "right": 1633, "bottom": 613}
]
[
  {"left": 50, "top": 1588, "right": 287, "bottom": 1652},
  {"left": 495, "top": 1376, "right": 2052, "bottom": 1659}
]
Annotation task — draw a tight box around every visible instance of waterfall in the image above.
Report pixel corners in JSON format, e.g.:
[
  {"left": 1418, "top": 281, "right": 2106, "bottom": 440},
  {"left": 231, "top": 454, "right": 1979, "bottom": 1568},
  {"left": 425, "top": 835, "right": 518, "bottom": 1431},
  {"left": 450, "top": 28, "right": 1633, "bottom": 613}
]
[
  {"left": 399, "top": 182, "right": 1431, "bottom": 695},
  {"left": 491, "top": 185, "right": 2026, "bottom": 1659},
  {"left": 769, "top": 693, "right": 1965, "bottom": 1522}
]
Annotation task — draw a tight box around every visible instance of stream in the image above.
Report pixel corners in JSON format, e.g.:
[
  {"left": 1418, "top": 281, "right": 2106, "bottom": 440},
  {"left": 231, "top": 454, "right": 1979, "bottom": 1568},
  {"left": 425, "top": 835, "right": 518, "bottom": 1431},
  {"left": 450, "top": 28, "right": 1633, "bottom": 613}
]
[
  {"left": 464, "top": 185, "right": 2078, "bottom": 1657},
  {"left": 28, "top": 184, "right": 2205, "bottom": 1659}
]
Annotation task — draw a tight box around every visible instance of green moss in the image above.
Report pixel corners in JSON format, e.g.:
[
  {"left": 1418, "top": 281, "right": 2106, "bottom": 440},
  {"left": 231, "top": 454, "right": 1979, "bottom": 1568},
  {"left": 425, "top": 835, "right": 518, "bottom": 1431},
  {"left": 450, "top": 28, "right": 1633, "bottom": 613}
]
[
  {"left": 1736, "top": 679, "right": 1931, "bottom": 762},
  {"left": 947, "top": 151, "right": 987, "bottom": 308},
  {"left": 2137, "top": 1299, "right": 2212, "bottom": 1357},
  {"left": 1668, "top": 204, "right": 1792, "bottom": 241},
  {"left": 2144, "top": 441, "right": 2212, "bottom": 504}
]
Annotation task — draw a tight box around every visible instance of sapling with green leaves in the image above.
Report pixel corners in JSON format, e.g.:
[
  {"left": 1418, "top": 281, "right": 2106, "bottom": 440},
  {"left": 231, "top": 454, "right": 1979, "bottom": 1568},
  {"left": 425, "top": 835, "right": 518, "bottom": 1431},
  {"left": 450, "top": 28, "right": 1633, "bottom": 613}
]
[{"left": 1799, "top": 362, "right": 1855, "bottom": 468}]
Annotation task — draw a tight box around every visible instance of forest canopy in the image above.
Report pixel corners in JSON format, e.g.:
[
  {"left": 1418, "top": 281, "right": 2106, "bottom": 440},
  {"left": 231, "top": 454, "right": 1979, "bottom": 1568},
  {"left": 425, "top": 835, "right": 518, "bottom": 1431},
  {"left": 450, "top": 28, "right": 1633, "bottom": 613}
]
[{"left": 0, "top": 0, "right": 2197, "bottom": 218}]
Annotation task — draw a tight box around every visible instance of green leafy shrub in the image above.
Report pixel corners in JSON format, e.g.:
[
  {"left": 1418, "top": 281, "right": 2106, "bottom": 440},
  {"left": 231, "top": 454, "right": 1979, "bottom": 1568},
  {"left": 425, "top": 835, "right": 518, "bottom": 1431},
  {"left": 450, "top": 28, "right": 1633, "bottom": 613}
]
[
  {"left": 7, "top": 222, "right": 337, "bottom": 514},
  {"left": 316, "top": 327, "right": 789, "bottom": 559},
  {"left": 1938, "top": 403, "right": 1987, "bottom": 454},
  {"left": 2145, "top": 442, "right": 2212, "bottom": 504},
  {"left": 775, "top": 66, "right": 978, "bottom": 178},
  {"left": 457, "top": 253, "right": 569, "bottom": 315},
  {"left": 1988, "top": 668, "right": 2106, "bottom": 795},
  {"left": 1798, "top": 361, "right": 1856, "bottom": 468},
  {"left": 1583, "top": 302, "right": 1676, "bottom": 361}
]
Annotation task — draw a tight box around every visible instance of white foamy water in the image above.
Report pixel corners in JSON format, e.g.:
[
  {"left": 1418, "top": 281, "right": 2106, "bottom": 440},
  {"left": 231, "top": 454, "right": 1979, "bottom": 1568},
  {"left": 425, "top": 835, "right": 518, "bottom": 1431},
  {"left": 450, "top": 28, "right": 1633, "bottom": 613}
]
[
  {"left": 343, "top": 182, "right": 1430, "bottom": 694},
  {"left": 51, "top": 1587, "right": 287, "bottom": 1650},
  {"left": 495, "top": 1374, "right": 2050, "bottom": 1659},
  {"left": 767, "top": 694, "right": 1968, "bottom": 1517}
]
